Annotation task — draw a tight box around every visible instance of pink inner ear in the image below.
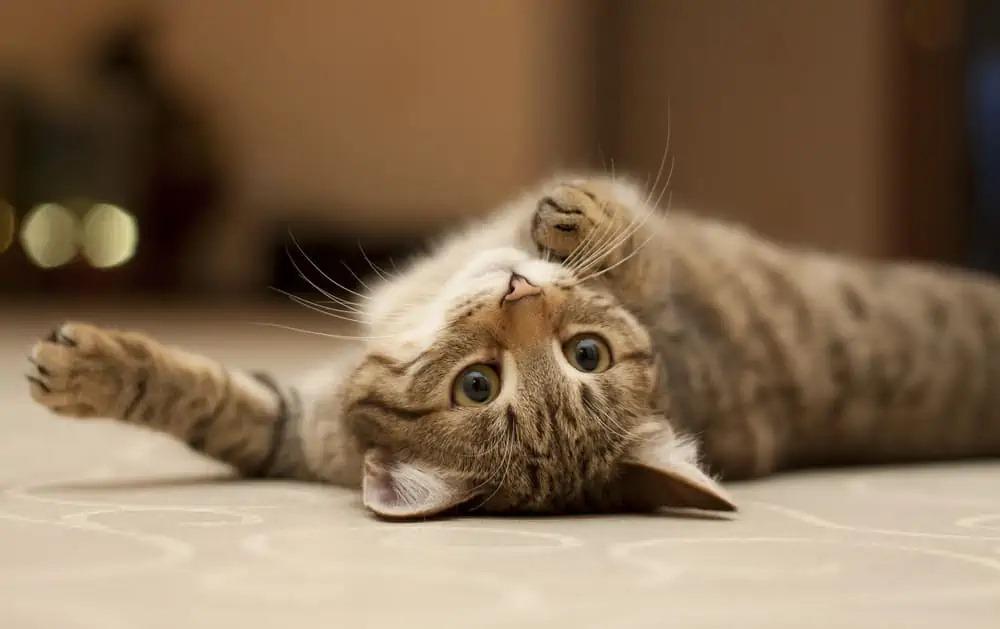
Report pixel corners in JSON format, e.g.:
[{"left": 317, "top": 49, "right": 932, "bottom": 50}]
[
  {"left": 362, "top": 450, "right": 477, "bottom": 519},
  {"left": 364, "top": 456, "right": 403, "bottom": 507}
]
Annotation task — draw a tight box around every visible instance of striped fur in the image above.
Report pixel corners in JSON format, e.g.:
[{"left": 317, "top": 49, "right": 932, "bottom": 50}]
[
  {"left": 27, "top": 322, "right": 310, "bottom": 479},
  {"left": 26, "top": 174, "right": 1000, "bottom": 517}
]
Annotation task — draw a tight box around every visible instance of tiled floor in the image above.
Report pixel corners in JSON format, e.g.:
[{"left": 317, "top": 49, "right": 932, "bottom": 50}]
[{"left": 2, "top": 304, "right": 998, "bottom": 628}]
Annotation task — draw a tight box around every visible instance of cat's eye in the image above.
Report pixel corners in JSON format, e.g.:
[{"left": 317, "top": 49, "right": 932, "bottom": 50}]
[
  {"left": 563, "top": 334, "right": 612, "bottom": 373},
  {"left": 452, "top": 364, "right": 501, "bottom": 406}
]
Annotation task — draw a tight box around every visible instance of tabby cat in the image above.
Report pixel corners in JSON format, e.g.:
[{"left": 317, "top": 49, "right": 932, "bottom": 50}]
[{"left": 26, "top": 176, "right": 1000, "bottom": 518}]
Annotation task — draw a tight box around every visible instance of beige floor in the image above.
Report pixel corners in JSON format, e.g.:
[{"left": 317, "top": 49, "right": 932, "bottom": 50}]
[{"left": 2, "top": 304, "right": 999, "bottom": 628}]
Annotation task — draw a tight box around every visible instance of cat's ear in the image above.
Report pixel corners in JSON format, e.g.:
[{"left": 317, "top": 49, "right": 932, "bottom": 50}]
[
  {"left": 362, "top": 450, "right": 478, "bottom": 519},
  {"left": 616, "top": 423, "right": 736, "bottom": 512}
]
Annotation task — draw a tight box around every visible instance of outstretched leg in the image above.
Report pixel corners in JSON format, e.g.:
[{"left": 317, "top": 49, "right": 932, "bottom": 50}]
[{"left": 27, "top": 322, "right": 317, "bottom": 480}]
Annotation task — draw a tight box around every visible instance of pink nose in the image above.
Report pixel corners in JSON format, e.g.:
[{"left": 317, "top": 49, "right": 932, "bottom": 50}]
[{"left": 504, "top": 273, "right": 542, "bottom": 302}]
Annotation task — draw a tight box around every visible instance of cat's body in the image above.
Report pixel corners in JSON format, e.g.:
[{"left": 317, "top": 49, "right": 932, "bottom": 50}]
[
  {"left": 27, "top": 176, "right": 1000, "bottom": 518},
  {"left": 635, "top": 214, "right": 1000, "bottom": 477}
]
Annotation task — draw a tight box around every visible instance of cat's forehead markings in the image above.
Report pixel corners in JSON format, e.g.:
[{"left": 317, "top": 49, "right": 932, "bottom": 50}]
[
  {"left": 452, "top": 301, "right": 487, "bottom": 321},
  {"left": 386, "top": 323, "right": 487, "bottom": 370},
  {"left": 390, "top": 313, "right": 446, "bottom": 356},
  {"left": 365, "top": 353, "right": 422, "bottom": 376},
  {"left": 514, "top": 259, "right": 569, "bottom": 286}
]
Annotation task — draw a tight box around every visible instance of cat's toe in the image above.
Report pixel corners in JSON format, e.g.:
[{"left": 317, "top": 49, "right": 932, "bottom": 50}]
[
  {"left": 531, "top": 185, "right": 604, "bottom": 260},
  {"left": 26, "top": 352, "right": 79, "bottom": 412},
  {"left": 44, "top": 324, "right": 77, "bottom": 348},
  {"left": 27, "top": 323, "right": 122, "bottom": 418}
]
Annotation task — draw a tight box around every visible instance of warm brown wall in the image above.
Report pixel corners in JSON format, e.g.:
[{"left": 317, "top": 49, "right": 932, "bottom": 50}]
[
  {"left": 0, "top": 0, "right": 601, "bottom": 287},
  {"left": 0, "top": 0, "right": 136, "bottom": 99},
  {"left": 2, "top": 0, "right": 962, "bottom": 275},
  {"left": 606, "top": 0, "right": 900, "bottom": 257},
  {"left": 156, "top": 1, "right": 599, "bottom": 230},
  {"left": 0, "top": 0, "right": 598, "bottom": 232},
  {"left": 893, "top": 0, "right": 967, "bottom": 262}
]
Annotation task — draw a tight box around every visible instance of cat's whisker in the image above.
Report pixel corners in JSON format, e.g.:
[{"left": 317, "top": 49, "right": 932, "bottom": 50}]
[
  {"left": 649, "top": 154, "right": 675, "bottom": 213},
  {"left": 559, "top": 200, "right": 599, "bottom": 269},
  {"left": 359, "top": 243, "right": 394, "bottom": 281},
  {"left": 315, "top": 299, "right": 368, "bottom": 311},
  {"left": 341, "top": 260, "right": 372, "bottom": 292},
  {"left": 575, "top": 230, "right": 658, "bottom": 285},
  {"left": 568, "top": 202, "right": 628, "bottom": 274},
  {"left": 641, "top": 97, "right": 672, "bottom": 210},
  {"left": 633, "top": 131, "right": 673, "bottom": 246},
  {"left": 270, "top": 285, "right": 364, "bottom": 314},
  {"left": 270, "top": 287, "right": 373, "bottom": 323},
  {"left": 565, "top": 196, "right": 623, "bottom": 271},
  {"left": 294, "top": 270, "right": 364, "bottom": 314},
  {"left": 641, "top": 130, "right": 671, "bottom": 210},
  {"left": 493, "top": 420, "right": 518, "bottom": 503},
  {"left": 285, "top": 294, "right": 373, "bottom": 326},
  {"left": 571, "top": 164, "right": 669, "bottom": 275},
  {"left": 467, "top": 440, "right": 506, "bottom": 486},
  {"left": 562, "top": 219, "right": 602, "bottom": 270},
  {"left": 572, "top": 179, "right": 668, "bottom": 278},
  {"left": 285, "top": 248, "right": 366, "bottom": 313},
  {"left": 249, "top": 322, "right": 399, "bottom": 341},
  {"left": 469, "top": 419, "right": 516, "bottom": 510},
  {"left": 583, "top": 398, "right": 634, "bottom": 442},
  {"left": 628, "top": 155, "right": 673, "bottom": 222},
  {"left": 583, "top": 410, "right": 624, "bottom": 443},
  {"left": 598, "top": 408, "right": 637, "bottom": 443},
  {"left": 559, "top": 188, "right": 618, "bottom": 270},
  {"left": 444, "top": 421, "right": 506, "bottom": 462},
  {"left": 569, "top": 195, "right": 641, "bottom": 275},
  {"left": 572, "top": 198, "right": 626, "bottom": 271},
  {"left": 572, "top": 211, "right": 645, "bottom": 278},
  {"left": 288, "top": 231, "right": 372, "bottom": 302},
  {"left": 471, "top": 438, "right": 506, "bottom": 459}
]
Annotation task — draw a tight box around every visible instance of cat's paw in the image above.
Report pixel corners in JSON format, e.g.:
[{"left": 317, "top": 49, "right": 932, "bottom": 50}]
[
  {"left": 27, "top": 322, "right": 139, "bottom": 419},
  {"left": 530, "top": 181, "right": 627, "bottom": 266}
]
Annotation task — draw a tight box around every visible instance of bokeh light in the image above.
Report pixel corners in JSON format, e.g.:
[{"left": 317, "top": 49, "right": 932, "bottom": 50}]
[
  {"left": 81, "top": 203, "right": 138, "bottom": 269},
  {"left": 20, "top": 203, "right": 79, "bottom": 268},
  {"left": 0, "top": 200, "right": 14, "bottom": 254}
]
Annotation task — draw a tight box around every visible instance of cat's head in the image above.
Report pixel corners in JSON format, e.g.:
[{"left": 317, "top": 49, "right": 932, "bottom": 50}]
[{"left": 345, "top": 233, "right": 732, "bottom": 519}]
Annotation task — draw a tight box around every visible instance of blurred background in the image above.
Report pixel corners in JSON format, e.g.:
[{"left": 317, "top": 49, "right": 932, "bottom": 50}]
[{"left": 0, "top": 0, "right": 998, "bottom": 302}]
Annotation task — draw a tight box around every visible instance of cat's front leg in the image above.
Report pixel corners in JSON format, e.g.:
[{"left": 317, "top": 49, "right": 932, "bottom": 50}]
[
  {"left": 530, "top": 178, "right": 656, "bottom": 281},
  {"left": 27, "top": 322, "right": 313, "bottom": 479}
]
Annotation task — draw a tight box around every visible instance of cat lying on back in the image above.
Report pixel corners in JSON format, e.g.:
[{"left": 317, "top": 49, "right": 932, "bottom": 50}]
[{"left": 26, "top": 175, "right": 1000, "bottom": 518}]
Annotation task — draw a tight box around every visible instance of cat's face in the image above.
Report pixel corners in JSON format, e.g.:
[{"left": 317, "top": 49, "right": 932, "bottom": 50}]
[{"left": 347, "top": 247, "right": 732, "bottom": 518}]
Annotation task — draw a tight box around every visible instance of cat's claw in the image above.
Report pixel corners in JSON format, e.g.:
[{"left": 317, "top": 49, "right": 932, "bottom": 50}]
[{"left": 27, "top": 322, "right": 128, "bottom": 419}]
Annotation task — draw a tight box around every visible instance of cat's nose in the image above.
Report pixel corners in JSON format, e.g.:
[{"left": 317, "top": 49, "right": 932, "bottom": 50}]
[{"left": 504, "top": 273, "right": 541, "bottom": 302}]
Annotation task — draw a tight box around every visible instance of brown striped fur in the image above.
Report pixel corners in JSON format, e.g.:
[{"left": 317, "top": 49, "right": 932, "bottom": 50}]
[
  {"left": 26, "top": 323, "right": 306, "bottom": 477},
  {"left": 27, "top": 175, "right": 1000, "bottom": 518}
]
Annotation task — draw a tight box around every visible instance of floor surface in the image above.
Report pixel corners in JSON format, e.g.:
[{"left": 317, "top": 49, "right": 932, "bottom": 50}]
[{"left": 2, "top": 304, "right": 998, "bottom": 628}]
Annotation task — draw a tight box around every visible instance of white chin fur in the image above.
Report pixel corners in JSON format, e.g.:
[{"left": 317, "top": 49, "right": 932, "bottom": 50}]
[
  {"left": 514, "top": 258, "right": 566, "bottom": 286},
  {"left": 368, "top": 247, "right": 567, "bottom": 357},
  {"left": 441, "top": 248, "right": 564, "bottom": 308},
  {"left": 450, "top": 247, "right": 530, "bottom": 283}
]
